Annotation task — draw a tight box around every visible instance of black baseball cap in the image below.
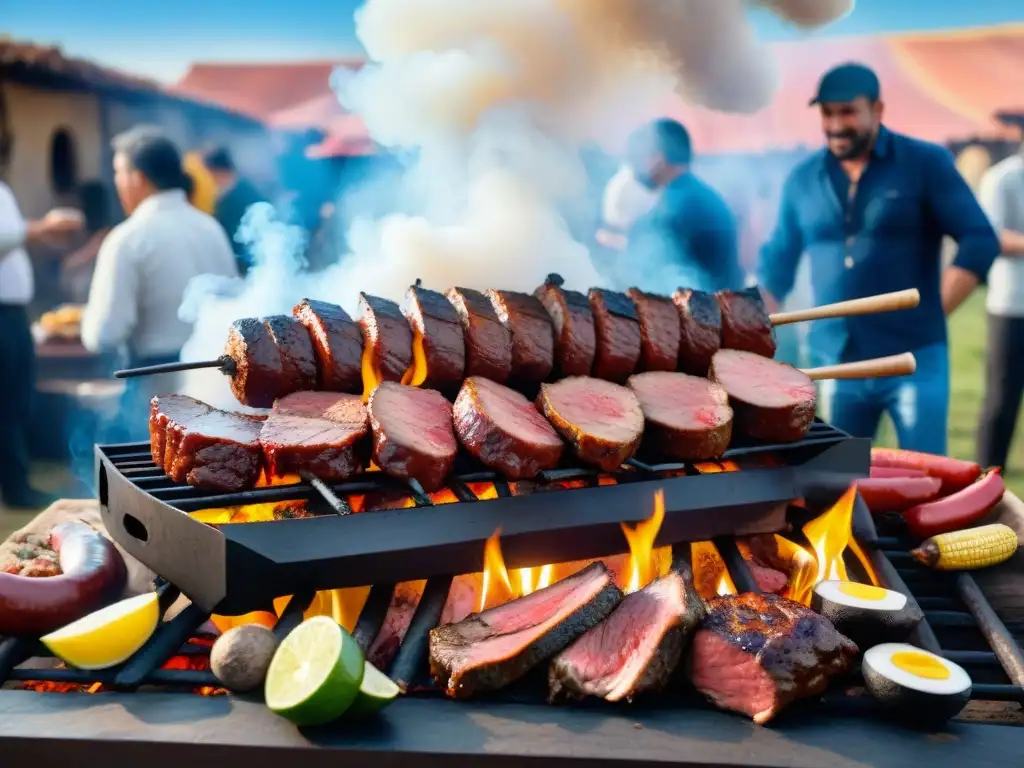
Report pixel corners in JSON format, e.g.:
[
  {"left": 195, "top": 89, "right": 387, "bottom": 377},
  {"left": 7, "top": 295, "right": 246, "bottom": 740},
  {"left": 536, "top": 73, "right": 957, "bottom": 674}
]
[{"left": 809, "top": 63, "right": 880, "bottom": 106}]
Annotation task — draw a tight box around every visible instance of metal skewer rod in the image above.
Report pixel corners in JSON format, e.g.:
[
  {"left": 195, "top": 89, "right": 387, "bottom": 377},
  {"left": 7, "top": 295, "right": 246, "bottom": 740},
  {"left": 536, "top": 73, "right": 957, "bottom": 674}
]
[{"left": 114, "top": 355, "right": 235, "bottom": 379}]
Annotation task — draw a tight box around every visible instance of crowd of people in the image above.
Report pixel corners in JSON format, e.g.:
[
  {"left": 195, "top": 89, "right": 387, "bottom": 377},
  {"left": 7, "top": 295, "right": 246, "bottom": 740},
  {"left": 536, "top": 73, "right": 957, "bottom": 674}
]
[{"left": 0, "top": 60, "right": 1021, "bottom": 510}]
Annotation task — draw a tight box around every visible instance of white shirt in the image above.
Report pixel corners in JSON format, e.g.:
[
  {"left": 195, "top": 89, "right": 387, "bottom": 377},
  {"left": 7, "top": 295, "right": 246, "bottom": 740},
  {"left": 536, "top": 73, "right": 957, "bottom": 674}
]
[
  {"left": 0, "top": 182, "right": 34, "bottom": 305},
  {"left": 81, "top": 190, "right": 239, "bottom": 357},
  {"left": 979, "top": 155, "right": 1024, "bottom": 317},
  {"left": 602, "top": 165, "right": 658, "bottom": 232}
]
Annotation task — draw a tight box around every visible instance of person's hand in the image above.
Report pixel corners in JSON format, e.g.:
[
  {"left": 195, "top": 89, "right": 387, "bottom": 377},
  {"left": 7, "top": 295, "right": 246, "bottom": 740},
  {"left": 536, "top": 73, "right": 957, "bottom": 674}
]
[{"left": 41, "top": 208, "right": 85, "bottom": 234}]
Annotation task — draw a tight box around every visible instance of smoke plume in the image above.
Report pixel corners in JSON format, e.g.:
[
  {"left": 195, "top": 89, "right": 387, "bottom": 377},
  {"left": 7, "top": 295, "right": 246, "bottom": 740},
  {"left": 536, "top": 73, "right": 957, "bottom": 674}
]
[{"left": 179, "top": 0, "right": 852, "bottom": 408}]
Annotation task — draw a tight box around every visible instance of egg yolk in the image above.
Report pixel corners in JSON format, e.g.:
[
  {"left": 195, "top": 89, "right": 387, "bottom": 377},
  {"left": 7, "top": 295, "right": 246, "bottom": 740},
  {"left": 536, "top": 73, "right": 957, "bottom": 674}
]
[
  {"left": 891, "top": 651, "right": 951, "bottom": 680},
  {"left": 838, "top": 582, "right": 890, "bottom": 601}
]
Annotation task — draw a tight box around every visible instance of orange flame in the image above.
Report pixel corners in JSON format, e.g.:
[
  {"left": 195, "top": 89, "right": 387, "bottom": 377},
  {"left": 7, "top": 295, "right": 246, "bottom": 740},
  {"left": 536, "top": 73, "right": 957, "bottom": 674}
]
[
  {"left": 400, "top": 330, "right": 429, "bottom": 387},
  {"left": 620, "top": 489, "right": 671, "bottom": 593},
  {"left": 361, "top": 343, "right": 383, "bottom": 403},
  {"left": 690, "top": 541, "right": 737, "bottom": 599},
  {"left": 693, "top": 461, "right": 741, "bottom": 474}
]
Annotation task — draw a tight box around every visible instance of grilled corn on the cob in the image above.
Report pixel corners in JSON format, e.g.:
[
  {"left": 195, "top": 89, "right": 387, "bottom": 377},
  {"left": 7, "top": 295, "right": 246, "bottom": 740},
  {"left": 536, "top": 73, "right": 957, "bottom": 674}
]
[{"left": 910, "top": 524, "right": 1019, "bottom": 571}]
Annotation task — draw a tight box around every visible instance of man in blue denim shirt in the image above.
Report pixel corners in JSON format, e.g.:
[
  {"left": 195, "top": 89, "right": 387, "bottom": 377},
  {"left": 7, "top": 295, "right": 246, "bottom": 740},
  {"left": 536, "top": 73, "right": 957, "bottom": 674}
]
[{"left": 756, "top": 64, "right": 999, "bottom": 454}]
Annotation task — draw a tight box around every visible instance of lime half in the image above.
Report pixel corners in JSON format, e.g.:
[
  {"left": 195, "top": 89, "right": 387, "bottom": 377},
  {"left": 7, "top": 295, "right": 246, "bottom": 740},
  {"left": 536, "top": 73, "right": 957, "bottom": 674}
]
[
  {"left": 346, "top": 661, "right": 402, "bottom": 718},
  {"left": 265, "top": 616, "right": 365, "bottom": 726}
]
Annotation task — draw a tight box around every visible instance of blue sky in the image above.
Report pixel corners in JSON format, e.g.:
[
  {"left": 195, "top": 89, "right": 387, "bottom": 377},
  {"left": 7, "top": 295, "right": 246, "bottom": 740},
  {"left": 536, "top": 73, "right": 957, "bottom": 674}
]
[{"left": 3, "top": 0, "right": 1022, "bottom": 83}]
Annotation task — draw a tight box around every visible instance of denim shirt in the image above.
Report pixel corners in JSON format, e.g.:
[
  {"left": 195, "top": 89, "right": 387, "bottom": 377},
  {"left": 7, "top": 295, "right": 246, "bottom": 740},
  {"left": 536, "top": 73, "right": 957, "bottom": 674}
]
[
  {"left": 756, "top": 126, "right": 999, "bottom": 363},
  {"left": 629, "top": 173, "right": 745, "bottom": 295}
]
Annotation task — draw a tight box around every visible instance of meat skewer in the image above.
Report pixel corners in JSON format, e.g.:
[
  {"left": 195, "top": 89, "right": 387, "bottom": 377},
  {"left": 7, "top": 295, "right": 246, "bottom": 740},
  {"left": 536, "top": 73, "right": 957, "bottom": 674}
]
[{"left": 115, "top": 287, "right": 920, "bottom": 405}]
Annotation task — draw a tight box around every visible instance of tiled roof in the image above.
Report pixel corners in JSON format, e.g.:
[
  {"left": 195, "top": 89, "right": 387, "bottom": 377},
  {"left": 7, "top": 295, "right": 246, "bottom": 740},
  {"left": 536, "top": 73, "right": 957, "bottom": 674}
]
[{"left": 0, "top": 39, "right": 162, "bottom": 93}]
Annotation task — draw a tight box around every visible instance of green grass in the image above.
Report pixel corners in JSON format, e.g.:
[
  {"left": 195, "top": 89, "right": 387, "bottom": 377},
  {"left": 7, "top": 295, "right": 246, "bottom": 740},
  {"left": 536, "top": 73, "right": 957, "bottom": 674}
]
[{"left": 875, "top": 289, "right": 1024, "bottom": 497}]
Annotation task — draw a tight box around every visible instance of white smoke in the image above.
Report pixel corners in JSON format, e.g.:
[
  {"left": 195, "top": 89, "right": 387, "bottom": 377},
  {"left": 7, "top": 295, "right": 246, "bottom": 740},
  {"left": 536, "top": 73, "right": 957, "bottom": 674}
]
[{"left": 179, "top": 0, "right": 852, "bottom": 408}]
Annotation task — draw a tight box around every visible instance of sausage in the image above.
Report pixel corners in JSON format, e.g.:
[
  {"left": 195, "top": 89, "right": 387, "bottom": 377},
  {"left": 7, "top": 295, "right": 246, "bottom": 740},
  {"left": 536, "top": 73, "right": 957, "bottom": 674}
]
[
  {"left": 856, "top": 476, "right": 942, "bottom": 514},
  {"left": 870, "top": 447, "right": 981, "bottom": 495},
  {"left": 902, "top": 469, "right": 1006, "bottom": 540},
  {"left": 0, "top": 523, "right": 128, "bottom": 636},
  {"left": 869, "top": 466, "right": 928, "bottom": 479}
]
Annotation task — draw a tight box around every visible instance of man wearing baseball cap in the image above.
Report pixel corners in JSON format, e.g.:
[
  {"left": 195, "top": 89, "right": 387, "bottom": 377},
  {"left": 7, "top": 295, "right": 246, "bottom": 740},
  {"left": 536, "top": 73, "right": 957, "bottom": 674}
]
[{"left": 755, "top": 63, "right": 999, "bottom": 455}]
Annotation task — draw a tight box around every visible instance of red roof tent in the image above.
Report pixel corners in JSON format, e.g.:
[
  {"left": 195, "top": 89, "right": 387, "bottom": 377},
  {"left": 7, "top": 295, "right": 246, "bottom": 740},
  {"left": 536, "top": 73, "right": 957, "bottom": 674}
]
[{"left": 665, "top": 26, "right": 1022, "bottom": 156}]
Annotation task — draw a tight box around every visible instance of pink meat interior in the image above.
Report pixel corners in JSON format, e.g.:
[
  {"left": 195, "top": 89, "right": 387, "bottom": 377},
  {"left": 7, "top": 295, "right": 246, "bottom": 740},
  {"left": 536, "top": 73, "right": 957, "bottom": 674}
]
[
  {"left": 629, "top": 371, "right": 731, "bottom": 428},
  {"left": 714, "top": 349, "right": 815, "bottom": 407},
  {"left": 373, "top": 383, "right": 456, "bottom": 458},
  {"left": 474, "top": 377, "right": 562, "bottom": 448},
  {"left": 545, "top": 378, "right": 643, "bottom": 443},
  {"left": 689, "top": 630, "right": 777, "bottom": 722}
]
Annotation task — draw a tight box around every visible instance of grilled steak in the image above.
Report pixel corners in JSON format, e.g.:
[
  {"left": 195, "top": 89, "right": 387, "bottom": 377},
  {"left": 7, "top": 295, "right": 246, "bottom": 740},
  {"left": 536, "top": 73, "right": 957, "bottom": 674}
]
[
  {"left": 259, "top": 391, "right": 369, "bottom": 482},
  {"left": 627, "top": 371, "right": 733, "bottom": 461},
  {"left": 453, "top": 377, "right": 563, "bottom": 479},
  {"left": 536, "top": 377, "right": 644, "bottom": 471},
  {"left": 403, "top": 283, "right": 466, "bottom": 393},
  {"left": 718, "top": 287, "right": 776, "bottom": 359},
  {"left": 430, "top": 562, "right": 623, "bottom": 699},
  {"left": 225, "top": 317, "right": 288, "bottom": 408},
  {"left": 549, "top": 565, "right": 705, "bottom": 703},
  {"left": 535, "top": 274, "right": 595, "bottom": 377},
  {"left": 367, "top": 381, "right": 458, "bottom": 492},
  {"left": 264, "top": 315, "right": 317, "bottom": 394},
  {"left": 486, "top": 289, "right": 555, "bottom": 389},
  {"left": 627, "top": 288, "right": 681, "bottom": 373},
  {"left": 588, "top": 289, "right": 642, "bottom": 384},
  {"left": 445, "top": 287, "right": 512, "bottom": 384},
  {"left": 367, "top": 581, "right": 424, "bottom": 670},
  {"left": 359, "top": 293, "right": 414, "bottom": 385},
  {"left": 150, "top": 394, "right": 264, "bottom": 492},
  {"left": 292, "top": 299, "right": 363, "bottom": 393},
  {"left": 673, "top": 289, "right": 721, "bottom": 377},
  {"left": 688, "top": 592, "right": 858, "bottom": 724},
  {"left": 710, "top": 349, "right": 817, "bottom": 443}
]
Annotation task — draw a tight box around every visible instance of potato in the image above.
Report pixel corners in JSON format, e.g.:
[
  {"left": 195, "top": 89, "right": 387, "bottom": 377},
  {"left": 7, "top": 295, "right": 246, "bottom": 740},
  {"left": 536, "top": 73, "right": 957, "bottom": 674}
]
[{"left": 210, "top": 625, "right": 279, "bottom": 692}]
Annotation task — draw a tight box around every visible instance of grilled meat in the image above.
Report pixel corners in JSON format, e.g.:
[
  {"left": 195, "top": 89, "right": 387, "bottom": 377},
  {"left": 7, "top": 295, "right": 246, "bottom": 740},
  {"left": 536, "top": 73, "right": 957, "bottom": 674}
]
[
  {"left": 549, "top": 564, "right": 705, "bottom": 703},
  {"left": 536, "top": 376, "right": 644, "bottom": 471},
  {"left": 717, "top": 287, "right": 776, "bottom": 359},
  {"left": 453, "top": 377, "right": 564, "bottom": 479},
  {"left": 688, "top": 592, "right": 858, "bottom": 724},
  {"left": 359, "top": 293, "right": 414, "bottom": 384},
  {"left": 403, "top": 283, "right": 466, "bottom": 393},
  {"left": 292, "top": 299, "right": 363, "bottom": 394},
  {"left": 429, "top": 562, "right": 623, "bottom": 699},
  {"left": 588, "top": 289, "right": 642, "bottom": 384},
  {"left": 486, "top": 289, "right": 555, "bottom": 390},
  {"left": 673, "top": 289, "right": 722, "bottom": 377},
  {"left": 259, "top": 391, "right": 369, "bottom": 482},
  {"left": 150, "top": 394, "right": 264, "bottom": 492},
  {"left": 535, "top": 274, "right": 595, "bottom": 377},
  {"left": 225, "top": 317, "right": 288, "bottom": 408},
  {"left": 627, "top": 288, "right": 681, "bottom": 373},
  {"left": 627, "top": 371, "right": 732, "bottom": 461},
  {"left": 367, "top": 382, "right": 458, "bottom": 492},
  {"left": 367, "top": 581, "right": 424, "bottom": 670},
  {"left": 447, "top": 287, "right": 513, "bottom": 384},
  {"left": 264, "top": 315, "right": 318, "bottom": 394},
  {"left": 710, "top": 349, "right": 817, "bottom": 443}
]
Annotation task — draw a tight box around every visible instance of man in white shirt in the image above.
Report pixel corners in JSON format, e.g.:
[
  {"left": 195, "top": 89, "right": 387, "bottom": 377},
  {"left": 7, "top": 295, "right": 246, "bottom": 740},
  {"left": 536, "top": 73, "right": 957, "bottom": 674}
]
[
  {"left": 977, "top": 145, "right": 1024, "bottom": 469},
  {"left": 0, "top": 183, "right": 83, "bottom": 508},
  {"left": 82, "top": 126, "right": 239, "bottom": 440}
]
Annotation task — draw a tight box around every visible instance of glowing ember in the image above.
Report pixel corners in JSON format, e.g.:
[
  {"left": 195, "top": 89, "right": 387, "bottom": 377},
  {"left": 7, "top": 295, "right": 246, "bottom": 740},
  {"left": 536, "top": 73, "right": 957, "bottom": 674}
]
[
  {"left": 400, "top": 330, "right": 429, "bottom": 387},
  {"left": 693, "top": 460, "right": 741, "bottom": 474}
]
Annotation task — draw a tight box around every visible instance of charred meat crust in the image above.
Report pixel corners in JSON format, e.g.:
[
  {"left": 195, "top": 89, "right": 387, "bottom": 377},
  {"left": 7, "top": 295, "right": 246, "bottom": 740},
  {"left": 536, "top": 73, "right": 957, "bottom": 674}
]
[
  {"left": 359, "top": 293, "right": 414, "bottom": 383},
  {"left": 548, "top": 564, "right": 706, "bottom": 703},
  {"left": 717, "top": 287, "right": 777, "bottom": 359},
  {"left": 452, "top": 377, "right": 564, "bottom": 479},
  {"left": 367, "top": 382, "right": 458, "bottom": 492},
  {"left": 292, "top": 299, "right": 363, "bottom": 394},
  {"left": 404, "top": 285, "right": 466, "bottom": 393},
  {"left": 626, "top": 371, "right": 733, "bottom": 461},
  {"left": 429, "top": 562, "right": 624, "bottom": 699},
  {"left": 263, "top": 315, "right": 318, "bottom": 393},
  {"left": 688, "top": 592, "right": 858, "bottom": 725},
  {"left": 673, "top": 289, "right": 722, "bottom": 377},
  {"left": 225, "top": 316, "right": 288, "bottom": 408},
  {"left": 486, "top": 288, "right": 555, "bottom": 388},
  {"left": 626, "top": 288, "right": 681, "bottom": 373},
  {"left": 589, "top": 289, "right": 642, "bottom": 384},
  {"left": 534, "top": 280, "right": 596, "bottom": 377},
  {"left": 535, "top": 377, "right": 644, "bottom": 472},
  {"left": 447, "top": 287, "right": 513, "bottom": 384}
]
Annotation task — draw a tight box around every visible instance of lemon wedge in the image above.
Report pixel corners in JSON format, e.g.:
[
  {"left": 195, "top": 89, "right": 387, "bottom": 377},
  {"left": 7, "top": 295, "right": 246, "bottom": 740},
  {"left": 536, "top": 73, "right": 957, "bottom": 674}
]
[{"left": 41, "top": 592, "right": 161, "bottom": 670}]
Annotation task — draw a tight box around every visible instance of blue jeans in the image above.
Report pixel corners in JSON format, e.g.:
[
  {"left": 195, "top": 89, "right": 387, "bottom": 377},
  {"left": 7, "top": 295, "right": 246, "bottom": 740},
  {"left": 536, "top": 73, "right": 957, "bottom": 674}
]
[{"left": 816, "top": 343, "right": 949, "bottom": 455}]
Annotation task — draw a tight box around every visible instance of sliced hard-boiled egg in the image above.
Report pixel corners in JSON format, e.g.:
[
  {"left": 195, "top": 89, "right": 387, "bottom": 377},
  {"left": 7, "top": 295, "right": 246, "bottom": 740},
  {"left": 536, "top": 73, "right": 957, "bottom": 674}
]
[
  {"left": 862, "top": 643, "right": 971, "bottom": 724},
  {"left": 811, "top": 580, "right": 923, "bottom": 648}
]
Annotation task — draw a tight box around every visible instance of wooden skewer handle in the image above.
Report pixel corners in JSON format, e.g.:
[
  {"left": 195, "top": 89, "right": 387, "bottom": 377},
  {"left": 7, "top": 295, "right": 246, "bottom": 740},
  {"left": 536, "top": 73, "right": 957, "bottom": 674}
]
[
  {"left": 801, "top": 353, "right": 917, "bottom": 382},
  {"left": 769, "top": 289, "right": 920, "bottom": 327}
]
